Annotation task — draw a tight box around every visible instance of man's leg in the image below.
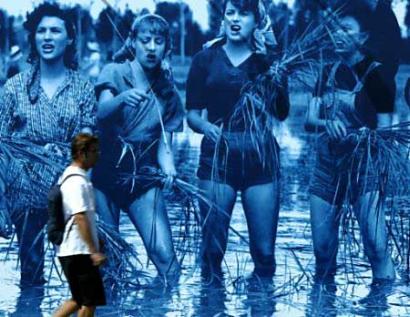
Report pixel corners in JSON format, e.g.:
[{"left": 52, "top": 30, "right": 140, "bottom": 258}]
[
  {"left": 78, "top": 306, "right": 96, "bottom": 317},
  {"left": 53, "top": 299, "right": 79, "bottom": 317}
]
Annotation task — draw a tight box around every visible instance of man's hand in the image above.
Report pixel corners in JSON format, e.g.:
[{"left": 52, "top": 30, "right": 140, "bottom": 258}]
[{"left": 90, "top": 252, "right": 106, "bottom": 266}]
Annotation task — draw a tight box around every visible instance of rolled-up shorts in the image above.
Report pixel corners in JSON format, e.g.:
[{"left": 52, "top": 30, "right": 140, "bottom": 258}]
[
  {"left": 59, "top": 255, "right": 106, "bottom": 307},
  {"left": 92, "top": 140, "right": 162, "bottom": 209},
  {"left": 310, "top": 134, "right": 378, "bottom": 205},
  {"left": 198, "top": 132, "right": 280, "bottom": 191}
]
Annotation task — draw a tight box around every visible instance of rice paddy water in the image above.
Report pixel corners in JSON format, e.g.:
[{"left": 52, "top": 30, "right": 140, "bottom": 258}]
[{"left": 0, "top": 75, "right": 410, "bottom": 316}]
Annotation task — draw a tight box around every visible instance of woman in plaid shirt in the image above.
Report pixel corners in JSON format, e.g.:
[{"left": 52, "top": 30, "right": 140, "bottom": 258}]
[{"left": 0, "top": 3, "right": 96, "bottom": 287}]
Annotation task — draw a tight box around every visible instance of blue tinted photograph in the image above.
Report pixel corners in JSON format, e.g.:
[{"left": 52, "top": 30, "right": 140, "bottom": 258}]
[{"left": 0, "top": 0, "right": 409, "bottom": 316}]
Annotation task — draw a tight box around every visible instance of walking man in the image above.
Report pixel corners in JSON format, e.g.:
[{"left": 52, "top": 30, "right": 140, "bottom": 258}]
[{"left": 53, "top": 133, "right": 106, "bottom": 317}]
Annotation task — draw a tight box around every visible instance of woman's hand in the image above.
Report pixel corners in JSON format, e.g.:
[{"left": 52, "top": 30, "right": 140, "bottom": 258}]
[
  {"left": 160, "top": 158, "right": 177, "bottom": 191},
  {"left": 203, "top": 122, "right": 222, "bottom": 143},
  {"left": 325, "top": 118, "right": 347, "bottom": 140},
  {"left": 121, "top": 89, "right": 149, "bottom": 108}
]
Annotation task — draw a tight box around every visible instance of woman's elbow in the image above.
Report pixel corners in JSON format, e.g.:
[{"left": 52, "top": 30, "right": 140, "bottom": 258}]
[{"left": 186, "top": 111, "right": 197, "bottom": 129}]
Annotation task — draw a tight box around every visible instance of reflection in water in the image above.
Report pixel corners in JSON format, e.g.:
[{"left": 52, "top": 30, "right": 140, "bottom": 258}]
[
  {"left": 244, "top": 275, "right": 277, "bottom": 317},
  {"left": 122, "top": 277, "right": 175, "bottom": 316},
  {"left": 10, "top": 286, "right": 44, "bottom": 317},
  {"left": 197, "top": 275, "right": 227, "bottom": 316},
  {"left": 353, "top": 280, "right": 394, "bottom": 316},
  {"left": 306, "top": 277, "right": 337, "bottom": 317},
  {"left": 0, "top": 124, "right": 409, "bottom": 315}
]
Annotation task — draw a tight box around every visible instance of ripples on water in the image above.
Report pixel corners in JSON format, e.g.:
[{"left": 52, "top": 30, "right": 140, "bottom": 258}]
[{"left": 0, "top": 116, "right": 409, "bottom": 316}]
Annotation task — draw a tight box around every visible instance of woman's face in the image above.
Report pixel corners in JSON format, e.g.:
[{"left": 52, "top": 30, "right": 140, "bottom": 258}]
[
  {"left": 334, "top": 16, "right": 367, "bottom": 57},
  {"left": 224, "top": 1, "right": 257, "bottom": 43},
  {"left": 35, "top": 16, "right": 71, "bottom": 63},
  {"left": 134, "top": 26, "right": 166, "bottom": 70}
]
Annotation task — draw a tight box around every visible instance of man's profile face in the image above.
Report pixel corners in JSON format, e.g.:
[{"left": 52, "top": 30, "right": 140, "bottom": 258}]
[{"left": 81, "top": 144, "right": 99, "bottom": 169}]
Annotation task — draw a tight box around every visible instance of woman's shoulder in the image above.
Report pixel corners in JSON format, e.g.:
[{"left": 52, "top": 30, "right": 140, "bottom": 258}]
[
  {"left": 98, "top": 62, "right": 129, "bottom": 80},
  {"left": 0, "top": 70, "right": 32, "bottom": 99},
  {"left": 96, "top": 62, "right": 129, "bottom": 88},
  {"left": 4, "top": 70, "right": 28, "bottom": 89},
  {"left": 100, "top": 62, "right": 125, "bottom": 73},
  {"left": 191, "top": 44, "right": 221, "bottom": 65}
]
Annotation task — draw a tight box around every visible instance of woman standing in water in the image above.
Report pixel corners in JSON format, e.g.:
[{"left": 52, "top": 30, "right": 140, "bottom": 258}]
[
  {"left": 0, "top": 3, "right": 96, "bottom": 287},
  {"left": 306, "top": 12, "right": 395, "bottom": 283},
  {"left": 92, "top": 14, "right": 183, "bottom": 278},
  {"left": 186, "top": 0, "right": 289, "bottom": 278}
]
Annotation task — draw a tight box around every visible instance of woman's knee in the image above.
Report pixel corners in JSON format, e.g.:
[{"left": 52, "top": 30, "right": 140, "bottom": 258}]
[
  {"left": 149, "top": 243, "right": 176, "bottom": 267},
  {"left": 251, "top": 245, "right": 275, "bottom": 266},
  {"left": 251, "top": 247, "right": 276, "bottom": 277}
]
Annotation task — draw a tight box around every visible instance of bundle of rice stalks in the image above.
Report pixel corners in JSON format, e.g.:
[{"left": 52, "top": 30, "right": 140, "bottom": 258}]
[
  {"left": 0, "top": 137, "right": 68, "bottom": 167},
  {"left": 0, "top": 137, "right": 67, "bottom": 238},
  {"left": 0, "top": 137, "right": 156, "bottom": 287},
  {"left": 222, "top": 14, "right": 343, "bottom": 171},
  {"left": 97, "top": 222, "right": 151, "bottom": 291},
  {"left": 327, "top": 123, "right": 410, "bottom": 275},
  {"left": 335, "top": 123, "right": 410, "bottom": 198},
  {"left": 119, "top": 166, "right": 250, "bottom": 245}
]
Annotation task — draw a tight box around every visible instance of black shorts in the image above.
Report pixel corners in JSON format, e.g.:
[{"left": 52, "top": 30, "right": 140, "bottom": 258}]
[
  {"left": 59, "top": 255, "right": 106, "bottom": 307},
  {"left": 198, "top": 132, "right": 280, "bottom": 191}
]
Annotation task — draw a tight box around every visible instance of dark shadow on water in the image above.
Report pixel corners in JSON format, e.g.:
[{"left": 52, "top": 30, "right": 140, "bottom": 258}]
[
  {"left": 10, "top": 286, "right": 44, "bottom": 317},
  {"left": 196, "top": 273, "right": 227, "bottom": 317}
]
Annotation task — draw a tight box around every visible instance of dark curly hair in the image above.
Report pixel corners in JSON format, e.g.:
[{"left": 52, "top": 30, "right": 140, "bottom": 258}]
[
  {"left": 223, "top": 0, "right": 261, "bottom": 23},
  {"left": 24, "top": 2, "right": 77, "bottom": 69}
]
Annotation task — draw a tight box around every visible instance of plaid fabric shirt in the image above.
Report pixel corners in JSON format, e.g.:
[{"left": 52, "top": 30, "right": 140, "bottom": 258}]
[{"left": 0, "top": 67, "right": 97, "bottom": 212}]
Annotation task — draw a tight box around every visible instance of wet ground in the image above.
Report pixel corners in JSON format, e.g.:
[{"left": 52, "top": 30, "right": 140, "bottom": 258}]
[{"left": 1, "top": 92, "right": 410, "bottom": 316}]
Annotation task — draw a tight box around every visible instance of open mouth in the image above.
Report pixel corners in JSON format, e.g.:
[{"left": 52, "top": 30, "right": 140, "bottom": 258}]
[
  {"left": 42, "top": 44, "right": 55, "bottom": 52},
  {"left": 230, "top": 25, "right": 241, "bottom": 32},
  {"left": 146, "top": 54, "right": 157, "bottom": 63}
]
